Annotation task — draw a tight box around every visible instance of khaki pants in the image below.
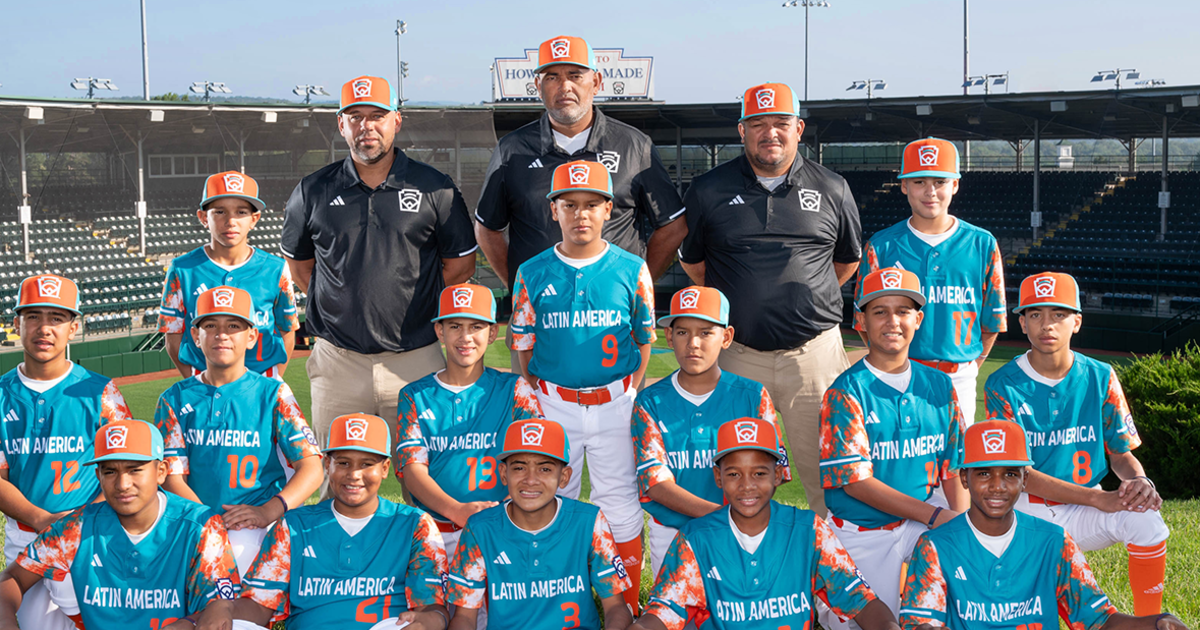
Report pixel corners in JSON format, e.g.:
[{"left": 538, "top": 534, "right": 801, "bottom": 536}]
[{"left": 718, "top": 327, "right": 849, "bottom": 517}]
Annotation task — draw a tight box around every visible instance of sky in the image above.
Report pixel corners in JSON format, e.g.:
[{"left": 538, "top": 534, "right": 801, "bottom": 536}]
[{"left": 2, "top": 0, "right": 1197, "bottom": 105}]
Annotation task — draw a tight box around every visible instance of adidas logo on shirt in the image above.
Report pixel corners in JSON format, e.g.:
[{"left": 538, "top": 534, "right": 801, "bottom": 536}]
[
  {"left": 728, "top": 195, "right": 745, "bottom": 206},
  {"left": 1017, "top": 403, "right": 1034, "bottom": 417},
  {"left": 329, "top": 196, "right": 346, "bottom": 206},
  {"left": 419, "top": 408, "right": 436, "bottom": 422},
  {"left": 865, "top": 411, "right": 880, "bottom": 425},
  {"left": 542, "top": 284, "right": 558, "bottom": 297},
  {"left": 528, "top": 159, "right": 544, "bottom": 168},
  {"left": 892, "top": 261, "right": 906, "bottom": 270},
  {"left": 706, "top": 566, "right": 722, "bottom": 581},
  {"left": 180, "top": 403, "right": 194, "bottom": 416},
  {"left": 954, "top": 566, "right": 967, "bottom": 581},
  {"left": 3, "top": 410, "right": 18, "bottom": 423},
  {"left": 91, "top": 554, "right": 103, "bottom": 568},
  {"left": 493, "top": 551, "right": 513, "bottom": 565},
  {"left": 302, "top": 545, "right": 318, "bottom": 558}
]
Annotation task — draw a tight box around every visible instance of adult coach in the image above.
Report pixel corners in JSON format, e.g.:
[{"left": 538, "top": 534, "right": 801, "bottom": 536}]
[
  {"left": 679, "top": 82, "right": 861, "bottom": 517},
  {"left": 475, "top": 34, "right": 686, "bottom": 290},
  {"left": 281, "top": 75, "right": 477, "bottom": 457}
]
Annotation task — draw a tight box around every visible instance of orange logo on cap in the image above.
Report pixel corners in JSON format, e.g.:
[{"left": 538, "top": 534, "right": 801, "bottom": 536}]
[
  {"left": 918, "top": 145, "right": 940, "bottom": 167},
  {"left": 678, "top": 288, "right": 701, "bottom": 310},
  {"left": 222, "top": 173, "right": 245, "bottom": 193},
  {"left": 345, "top": 418, "right": 369, "bottom": 442},
  {"left": 549, "top": 38, "right": 571, "bottom": 59},
  {"left": 352, "top": 78, "right": 372, "bottom": 99},
  {"left": 521, "top": 422, "right": 544, "bottom": 446},
  {"left": 981, "top": 429, "right": 1006, "bottom": 455},
  {"left": 452, "top": 287, "right": 473, "bottom": 308},
  {"left": 1033, "top": 276, "right": 1056, "bottom": 299},
  {"left": 734, "top": 420, "right": 759, "bottom": 444},
  {"left": 212, "top": 287, "right": 236, "bottom": 308},
  {"left": 106, "top": 425, "right": 128, "bottom": 450},
  {"left": 568, "top": 163, "right": 590, "bottom": 185},
  {"left": 37, "top": 276, "right": 62, "bottom": 299},
  {"left": 755, "top": 88, "right": 775, "bottom": 110},
  {"left": 880, "top": 269, "right": 903, "bottom": 289}
]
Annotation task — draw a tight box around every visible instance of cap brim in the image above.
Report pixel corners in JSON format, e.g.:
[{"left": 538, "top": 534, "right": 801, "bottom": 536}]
[
  {"left": 15, "top": 302, "right": 81, "bottom": 316},
  {"left": 898, "top": 170, "right": 961, "bottom": 180},
  {"left": 193, "top": 311, "right": 256, "bottom": 327},
  {"left": 856, "top": 288, "right": 926, "bottom": 310},
  {"left": 534, "top": 61, "right": 595, "bottom": 74},
  {"left": 202, "top": 193, "right": 265, "bottom": 212},
  {"left": 960, "top": 459, "right": 1032, "bottom": 468},
  {"left": 739, "top": 111, "right": 800, "bottom": 122},
  {"left": 1013, "top": 301, "right": 1081, "bottom": 314},
  {"left": 84, "top": 453, "right": 158, "bottom": 466},
  {"left": 498, "top": 448, "right": 568, "bottom": 464},
  {"left": 713, "top": 445, "right": 782, "bottom": 463},
  {"left": 337, "top": 102, "right": 396, "bottom": 115},
  {"left": 432, "top": 312, "right": 497, "bottom": 324},
  {"left": 323, "top": 445, "right": 391, "bottom": 458},
  {"left": 546, "top": 187, "right": 612, "bottom": 200},
  {"left": 657, "top": 313, "right": 727, "bottom": 328}
]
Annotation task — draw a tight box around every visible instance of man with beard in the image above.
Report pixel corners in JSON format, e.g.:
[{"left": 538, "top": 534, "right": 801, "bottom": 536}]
[{"left": 281, "top": 76, "right": 478, "bottom": 484}]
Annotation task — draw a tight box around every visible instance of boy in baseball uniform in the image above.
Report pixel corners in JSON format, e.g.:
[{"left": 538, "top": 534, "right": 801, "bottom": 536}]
[
  {"left": 900, "top": 420, "right": 1188, "bottom": 630},
  {"left": 235, "top": 413, "right": 451, "bottom": 629},
  {"left": 0, "top": 419, "right": 241, "bottom": 629},
  {"left": 511, "top": 159, "right": 656, "bottom": 610},
  {"left": 820, "top": 268, "right": 967, "bottom": 626},
  {"left": 156, "top": 286, "right": 324, "bottom": 575},
  {"left": 0, "top": 273, "right": 133, "bottom": 630},
  {"left": 160, "top": 171, "right": 299, "bottom": 379},
  {"left": 984, "top": 272, "right": 1170, "bottom": 615},
  {"left": 856, "top": 138, "right": 1006, "bottom": 423},
  {"left": 632, "top": 285, "right": 789, "bottom": 577},
  {"left": 631, "top": 417, "right": 899, "bottom": 630},
  {"left": 446, "top": 417, "right": 633, "bottom": 630}
]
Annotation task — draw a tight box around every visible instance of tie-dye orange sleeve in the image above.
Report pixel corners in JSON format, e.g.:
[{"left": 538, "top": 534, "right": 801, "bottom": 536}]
[
  {"left": 1056, "top": 532, "right": 1116, "bottom": 630},
  {"left": 512, "top": 377, "right": 543, "bottom": 421},
  {"left": 943, "top": 390, "right": 965, "bottom": 478},
  {"left": 446, "top": 526, "right": 487, "bottom": 609},
  {"left": 813, "top": 514, "right": 875, "bottom": 620},
  {"left": 15, "top": 507, "right": 84, "bottom": 581},
  {"left": 274, "top": 265, "right": 300, "bottom": 335},
  {"left": 405, "top": 512, "right": 448, "bottom": 608},
  {"left": 642, "top": 533, "right": 707, "bottom": 630},
  {"left": 1102, "top": 368, "right": 1141, "bottom": 455},
  {"left": 186, "top": 514, "right": 241, "bottom": 612},
  {"left": 154, "top": 396, "right": 189, "bottom": 476},
  {"left": 981, "top": 240, "right": 1007, "bottom": 333},
  {"left": 395, "top": 391, "right": 429, "bottom": 470},
  {"left": 272, "top": 383, "right": 321, "bottom": 464},
  {"left": 852, "top": 242, "right": 879, "bottom": 331},
  {"left": 760, "top": 388, "right": 792, "bottom": 482},
  {"left": 589, "top": 510, "right": 633, "bottom": 598},
  {"left": 819, "top": 388, "right": 873, "bottom": 489},
  {"left": 100, "top": 380, "right": 133, "bottom": 423},
  {"left": 633, "top": 403, "right": 675, "bottom": 499},
  {"left": 631, "top": 263, "right": 657, "bottom": 345},
  {"left": 897, "top": 534, "right": 947, "bottom": 627},
  {"left": 241, "top": 519, "right": 292, "bottom": 619},
  {"left": 984, "top": 381, "right": 1016, "bottom": 422},
  {"left": 158, "top": 268, "right": 186, "bottom": 334},
  {"left": 510, "top": 270, "right": 537, "bottom": 351}
]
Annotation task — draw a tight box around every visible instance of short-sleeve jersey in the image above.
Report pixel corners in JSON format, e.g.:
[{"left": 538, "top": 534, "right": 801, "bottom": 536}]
[
  {"left": 241, "top": 499, "right": 447, "bottom": 629},
  {"left": 511, "top": 243, "right": 656, "bottom": 388},
  {"left": 395, "top": 369, "right": 542, "bottom": 522},
  {"left": 0, "top": 363, "right": 132, "bottom": 514},
  {"left": 642, "top": 502, "right": 876, "bottom": 630},
  {"left": 857, "top": 219, "right": 1007, "bottom": 363},
  {"left": 633, "top": 370, "right": 790, "bottom": 529},
  {"left": 155, "top": 371, "right": 321, "bottom": 509},
  {"left": 899, "top": 511, "right": 1116, "bottom": 630},
  {"left": 447, "top": 499, "right": 630, "bottom": 629},
  {"left": 984, "top": 352, "right": 1140, "bottom": 487},
  {"left": 158, "top": 247, "right": 299, "bottom": 374},
  {"left": 819, "top": 360, "right": 965, "bottom": 528},
  {"left": 16, "top": 492, "right": 240, "bottom": 629}
]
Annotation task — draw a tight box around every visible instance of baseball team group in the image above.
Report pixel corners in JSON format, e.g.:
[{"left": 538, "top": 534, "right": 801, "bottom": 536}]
[{"left": 0, "top": 34, "right": 1187, "bottom": 630}]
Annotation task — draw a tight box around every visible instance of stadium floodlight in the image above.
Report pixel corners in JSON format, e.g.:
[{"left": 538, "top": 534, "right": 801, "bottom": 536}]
[
  {"left": 1134, "top": 79, "right": 1167, "bottom": 88},
  {"left": 847, "top": 79, "right": 886, "bottom": 99},
  {"left": 396, "top": 20, "right": 409, "bottom": 104},
  {"left": 1091, "top": 69, "right": 1139, "bottom": 91},
  {"left": 70, "top": 77, "right": 119, "bottom": 99},
  {"left": 781, "top": 0, "right": 830, "bottom": 102},
  {"left": 964, "top": 72, "right": 1008, "bottom": 94},
  {"left": 293, "top": 84, "right": 330, "bottom": 105},
  {"left": 190, "top": 81, "right": 232, "bottom": 102}
]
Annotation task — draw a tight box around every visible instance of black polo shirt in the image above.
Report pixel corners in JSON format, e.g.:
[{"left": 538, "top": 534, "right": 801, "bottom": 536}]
[
  {"left": 475, "top": 107, "right": 684, "bottom": 287},
  {"left": 679, "top": 154, "right": 861, "bottom": 351},
  {"left": 281, "top": 149, "right": 477, "bottom": 354}
]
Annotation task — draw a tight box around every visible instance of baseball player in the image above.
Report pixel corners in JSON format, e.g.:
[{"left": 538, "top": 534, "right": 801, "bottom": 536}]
[
  {"left": 511, "top": 159, "right": 655, "bottom": 610},
  {"left": 900, "top": 420, "right": 1189, "bottom": 630},
  {"left": 632, "top": 285, "right": 790, "bottom": 577},
  {"left": 856, "top": 138, "right": 1006, "bottom": 423},
  {"left": 155, "top": 286, "right": 324, "bottom": 576},
  {"left": 446, "top": 417, "right": 633, "bottom": 630},
  {"left": 0, "top": 273, "right": 133, "bottom": 630},
  {"left": 984, "top": 272, "right": 1170, "bottom": 615},
  {"left": 820, "top": 268, "right": 967, "bottom": 627},
  {"left": 0, "top": 419, "right": 241, "bottom": 630},
  {"left": 233, "top": 413, "right": 450, "bottom": 630},
  {"left": 161, "top": 170, "right": 299, "bottom": 379},
  {"left": 630, "top": 417, "right": 899, "bottom": 630}
]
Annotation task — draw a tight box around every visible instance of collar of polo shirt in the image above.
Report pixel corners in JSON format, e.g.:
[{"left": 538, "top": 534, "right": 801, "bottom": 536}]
[
  {"left": 737, "top": 149, "right": 806, "bottom": 187},
  {"left": 336, "top": 148, "right": 411, "bottom": 190},
  {"left": 539, "top": 106, "right": 607, "bottom": 154}
]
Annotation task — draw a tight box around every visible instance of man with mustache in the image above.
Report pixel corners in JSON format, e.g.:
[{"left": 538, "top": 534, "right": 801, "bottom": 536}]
[
  {"left": 678, "top": 82, "right": 863, "bottom": 518},
  {"left": 281, "top": 76, "right": 478, "bottom": 493}
]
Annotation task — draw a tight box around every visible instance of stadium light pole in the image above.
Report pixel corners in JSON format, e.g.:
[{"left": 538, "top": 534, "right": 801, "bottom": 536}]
[
  {"left": 963, "top": 73, "right": 1009, "bottom": 95},
  {"left": 293, "top": 84, "right": 330, "bottom": 105},
  {"left": 70, "top": 78, "right": 119, "bottom": 99},
  {"left": 140, "top": 0, "right": 150, "bottom": 99},
  {"left": 395, "top": 20, "right": 408, "bottom": 104},
  {"left": 846, "top": 79, "right": 887, "bottom": 99},
  {"left": 781, "top": 1, "right": 830, "bottom": 103},
  {"left": 1090, "top": 69, "right": 1139, "bottom": 91},
  {"left": 963, "top": 0, "right": 969, "bottom": 95},
  {"left": 190, "top": 81, "right": 232, "bottom": 102}
]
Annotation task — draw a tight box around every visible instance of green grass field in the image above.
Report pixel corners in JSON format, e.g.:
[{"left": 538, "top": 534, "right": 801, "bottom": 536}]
[{"left": 94, "top": 334, "right": 1199, "bottom": 622}]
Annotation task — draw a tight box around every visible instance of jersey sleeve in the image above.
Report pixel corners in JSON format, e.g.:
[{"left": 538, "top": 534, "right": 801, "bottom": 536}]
[
  {"left": 760, "top": 388, "right": 792, "bottom": 481},
  {"left": 1056, "top": 531, "right": 1116, "bottom": 630},
  {"left": 819, "top": 388, "right": 873, "bottom": 488},
  {"left": 395, "top": 390, "right": 429, "bottom": 470},
  {"left": 446, "top": 524, "right": 487, "bottom": 610},
  {"left": 677, "top": 185, "right": 705, "bottom": 265},
  {"left": 634, "top": 144, "right": 686, "bottom": 229},
  {"left": 832, "top": 179, "right": 863, "bottom": 266},
  {"left": 241, "top": 519, "right": 292, "bottom": 620},
  {"left": 186, "top": 514, "right": 241, "bottom": 613},
  {"left": 432, "top": 180, "right": 479, "bottom": 260},
  {"left": 510, "top": 269, "right": 536, "bottom": 351},
  {"left": 897, "top": 534, "right": 948, "bottom": 628},
  {"left": 1102, "top": 367, "right": 1141, "bottom": 455},
  {"left": 158, "top": 265, "right": 187, "bottom": 334},
  {"left": 279, "top": 182, "right": 314, "bottom": 261},
  {"left": 980, "top": 239, "right": 1008, "bottom": 334},
  {"left": 812, "top": 514, "right": 875, "bottom": 620},
  {"left": 983, "top": 376, "right": 1016, "bottom": 422},
  {"left": 474, "top": 148, "right": 510, "bottom": 231},
  {"left": 631, "top": 263, "right": 657, "bottom": 345},
  {"left": 155, "top": 395, "right": 190, "bottom": 476},
  {"left": 589, "top": 510, "right": 633, "bottom": 598},
  {"left": 15, "top": 508, "right": 84, "bottom": 581},
  {"left": 271, "top": 383, "right": 321, "bottom": 464},
  {"left": 633, "top": 403, "right": 675, "bottom": 499},
  {"left": 851, "top": 241, "right": 879, "bottom": 331},
  {"left": 100, "top": 380, "right": 133, "bottom": 423},
  {"left": 941, "top": 390, "right": 966, "bottom": 479},
  {"left": 642, "top": 532, "right": 708, "bottom": 630},
  {"left": 405, "top": 512, "right": 449, "bottom": 608},
  {"left": 273, "top": 264, "right": 300, "bottom": 335},
  {"left": 511, "top": 377, "right": 543, "bottom": 421}
]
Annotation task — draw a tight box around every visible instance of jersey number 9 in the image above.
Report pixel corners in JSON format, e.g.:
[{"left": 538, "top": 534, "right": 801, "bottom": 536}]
[{"left": 601, "top": 334, "right": 619, "bottom": 368}]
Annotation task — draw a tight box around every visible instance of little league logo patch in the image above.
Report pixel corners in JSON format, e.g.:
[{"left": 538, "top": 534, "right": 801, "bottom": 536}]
[
  {"left": 755, "top": 88, "right": 775, "bottom": 110},
  {"left": 880, "top": 269, "right": 904, "bottom": 289},
  {"left": 612, "top": 555, "right": 629, "bottom": 581},
  {"left": 216, "top": 577, "right": 237, "bottom": 600},
  {"left": 352, "top": 78, "right": 373, "bottom": 99},
  {"left": 452, "top": 287, "right": 474, "bottom": 308},
  {"left": 520, "top": 422, "right": 545, "bottom": 447},
  {"left": 1033, "top": 276, "right": 1057, "bottom": 299},
  {"left": 212, "top": 287, "right": 236, "bottom": 308},
  {"left": 981, "top": 429, "right": 1006, "bottom": 455},
  {"left": 597, "top": 150, "right": 621, "bottom": 173},
  {"left": 105, "top": 426, "right": 128, "bottom": 450},
  {"left": 345, "top": 418, "right": 369, "bottom": 442},
  {"left": 222, "top": 173, "right": 245, "bottom": 193},
  {"left": 798, "top": 188, "right": 822, "bottom": 212},
  {"left": 399, "top": 189, "right": 422, "bottom": 213},
  {"left": 568, "top": 163, "right": 590, "bottom": 186},
  {"left": 678, "top": 288, "right": 701, "bottom": 310},
  {"left": 734, "top": 420, "right": 758, "bottom": 444},
  {"left": 549, "top": 38, "right": 571, "bottom": 59},
  {"left": 36, "top": 276, "right": 62, "bottom": 299},
  {"left": 302, "top": 426, "right": 319, "bottom": 447},
  {"left": 918, "top": 145, "right": 940, "bottom": 167}
]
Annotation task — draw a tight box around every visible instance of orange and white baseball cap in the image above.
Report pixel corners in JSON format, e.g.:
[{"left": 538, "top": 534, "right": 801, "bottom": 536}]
[
  {"left": 898, "top": 137, "right": 961, "bottom": 180},
  {"left": 85, "top": 420, "right": 165, "bottom": 465},
  {"left": 740, "top": 82, "right": 801, "bottom": 121},
  {"left": 1014, "top": 272, "right": 1081, "bottom": 314},
  {"left": 657, "top": 286, "right": 730, "bottom": 328},
  {"left": 339, "top": 76, "right": 398, "bottom": 114},
  {"left": 15, "top": 274, "right": 81, "bottom": 316},
  {"left": 325, "top": 413, "right": 391, "bottom": 457},
  {"left": 547, "top": 160, "right": 613, "bottom": 200},
  {"left": 193, "top": 286, "right": 255, "bottom": 327},
  {"left": 960, "top": 420, "right": 1033, "bottom": 468},
  {"left": 856, "top": 268, "right": 926, "bottom": 310},
  {"left": 201, "top": 171, "right": 265, "bottom": 212},
  {"left": 433, "top": 283, "right": 497, "bottom": 324},
  {"left": 498, "top": 418, "right": 570, "bottom": 464},
  {"left": 535, "top": 36, "right": 597, "bottom": 74},
  {"left": 714, "top": 417, "right": 786, "bottom": 463}
]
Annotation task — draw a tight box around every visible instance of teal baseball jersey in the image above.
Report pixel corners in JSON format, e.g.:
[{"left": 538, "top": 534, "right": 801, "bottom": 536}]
[
  {"left": 0, "top": 363, "right": 132, "bottom": 514},
  {"left": 17, "top": 492, "right": 240, "bottom": 629},
  {"left": 819, "top": 360, "right": 965, "bottom": 528},
  {"left": 447, "top": 498, "right": 631, "bottom": 629},
  {"left": 900, "top": 511, "right": 1116, "bottom": 629},
  {"left": 240, "top": 499, "right": 448, "bottom": 629},
  {"left": 633, "top": 370, "right": 789, "bottom": 529},
  {"left": 643, "top": 502, "right": 876, "bottom": 630},
  {"left": 857, "top": 219, "right": 1006, "bottom": 363},
  {"left": 159, "top": 247, "right": 299, "bottom": 374},
  {"left": 155, "top": 371, "right": 321, "bottom": 510},
  {"left": 984, "top": 352, "right": 1140, "bottom": 488},
  {"left": 395, "top": 369, "right": 542, "bottom": 523},
  {"left": 511, "top": 243, "right": 656, "bottom": 389}
]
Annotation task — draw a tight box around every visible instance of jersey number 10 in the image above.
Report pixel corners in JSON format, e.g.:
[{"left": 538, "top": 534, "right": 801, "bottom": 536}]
[{"left": 226, "top": 455, "right": 259, "bottom": 489}]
